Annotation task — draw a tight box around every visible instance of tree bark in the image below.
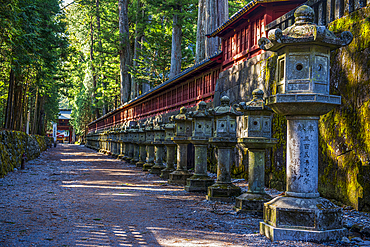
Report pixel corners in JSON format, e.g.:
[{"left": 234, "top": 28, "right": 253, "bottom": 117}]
[
  {"left": 96, "top": 0, "right": 108, "bottom": 115},
  {"left": 4, "top": 68, "right": 15, "bottom": 129},
  {"left": 119, "top": 0, "right": 131, "bottom": 104},
  {"left": 205, "top": 0, "right": 228, "bottom": 57},
  {"left": 169, "top": 9, "right": 182, "bottom": 79},
  {"left": 90, "top": 12, "right": 99, "bottom": 119},
  {"left": 196, "top": 0, "right": 206, "bottom": 63},
  {"left": 31, "top": 88, "right": 39, "bottom": 135},
  {"left": 131, "top": 0, "right": 140, "bottom": 99}
]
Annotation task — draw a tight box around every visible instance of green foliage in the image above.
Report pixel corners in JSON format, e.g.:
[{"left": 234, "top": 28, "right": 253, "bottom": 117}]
[{"left": 0, "top": 0, "right": 68, "bottom": 133}]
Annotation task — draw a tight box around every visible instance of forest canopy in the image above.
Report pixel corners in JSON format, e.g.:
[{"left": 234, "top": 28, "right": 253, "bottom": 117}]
[{"left": 0, "top": 0, "right": 248, "bottom": 137}]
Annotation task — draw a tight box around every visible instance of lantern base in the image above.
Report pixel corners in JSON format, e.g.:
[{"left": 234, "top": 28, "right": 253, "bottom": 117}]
[
  {"left": 136, "top": 161, "right": 145, "bottom": 167},
  {"left": 185, "top": 175, "right": 215, "bottom": 193},
  {"left": 260, "top": 196, "right": 347, "bottom": 242},
  {"left": 168, "top": 170, "right": 192, "bottom": 185},
  {"left": 142, "top": 162, "right": 154, "bottom": 171},
  {"left": 160, "top": 167, "right": 175, "bottom": 180},
  {"left": 260, "top": 223, "right": 347, "bottom": 242},
  {"left": 234, "top": 192, "right": 272, "bottom": 214},
  {"left": 149, "top": 164, "right": 166, "bottom": 175},
  {"left": 206, "top": 183, "right": 241, "bottom": 202}
]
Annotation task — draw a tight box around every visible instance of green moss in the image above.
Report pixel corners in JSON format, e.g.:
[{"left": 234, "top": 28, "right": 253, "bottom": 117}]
[
  {"left": 314, "top": 6, "right": 370, "bottom": 211},
  {"left": 0, "top": 130, "right": 50, "bottom": 178}
]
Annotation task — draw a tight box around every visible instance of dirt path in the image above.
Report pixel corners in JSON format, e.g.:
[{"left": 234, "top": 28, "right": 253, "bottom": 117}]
[{"left": 0, "top": 144, "right": 336, "bottom": 246}]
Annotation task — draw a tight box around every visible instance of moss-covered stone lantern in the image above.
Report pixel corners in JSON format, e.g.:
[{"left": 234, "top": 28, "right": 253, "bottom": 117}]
[
  {"left": 118, "top": 125, "right": 127, "bottom": 160},
  {"left": 160, "top": 120, "right": 176, "bottom": 180},
  {"left": 124, "top": 121, "right": 136, "bottom": 162},
  {"left": 135, "top": 122, "right": 147, "bottom": 167},
  {"left": 207, "top": 96, "right": 242, "bottom": 202},
  {"left": 234, "top": 89, "right": 277, "bottom": 213},
  {"left": 129, "top": 124, "right": 139, "bottom": 163},
  {"left": 185, "top": 101, "right": 214, "bottom": 192},
  {"left": 120, "top": 124, "right": 130, "bottom": 160},
  {"left": 112, "top": 127, "right": 120, "bottom": 157},
  {"left": 143, "top": 119, "right": 155, "bottom": 171},
  {"left": 258, "top": 5, "right": 352, "bottom": 242},
  {"left": 168, "top": 107, "right": 193, "bottom": 185},
  {"left": 150, "top": 118, "right": 166, "bottom": 175}
]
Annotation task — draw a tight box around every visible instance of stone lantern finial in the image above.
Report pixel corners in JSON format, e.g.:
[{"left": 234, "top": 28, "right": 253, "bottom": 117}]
[
  {"left": 252, "top": 89, "right": 264, "bottom": 100},
  {"left": 220, "top": 96, "right": 230, "bottom": 106},
  {"left": 294, "top": 5, "right": 314, "bottom": 24}
]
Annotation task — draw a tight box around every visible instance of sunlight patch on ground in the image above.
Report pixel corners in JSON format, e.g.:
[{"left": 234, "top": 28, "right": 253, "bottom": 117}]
[
  {"left": 74, "top": 223, "right": 151, "bottom": 246},
  {"left": 147, "top": 226, "right": 243, "bottom": 246},
  {"left": 60, "top": 183, "right": 183, "bottom": 192}
]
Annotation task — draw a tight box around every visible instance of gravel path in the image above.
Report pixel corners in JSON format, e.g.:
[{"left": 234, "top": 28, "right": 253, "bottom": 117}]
[{"left": 0, "top": 144, "right": 367, "bottom": 246}]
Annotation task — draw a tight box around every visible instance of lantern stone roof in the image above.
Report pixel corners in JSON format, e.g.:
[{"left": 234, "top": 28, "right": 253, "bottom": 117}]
[
  {"left": 236, "top": 89, "right": 273, "bottom": 114},
  {"left": 209, "top": 96, "right": 241, "bottom": 116},
  {"left": 258, "top": 5, "right": 353, "bottom": 51},
  {"left": 170, "top": 107, "right": 192, "bottom": 122},
  {"left": 191, "top": 101, "right": 212, "bottom": 118}
]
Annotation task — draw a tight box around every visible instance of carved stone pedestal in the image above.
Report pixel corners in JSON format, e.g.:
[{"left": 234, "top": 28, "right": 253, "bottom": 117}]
[
  {"left": 150, "top": 144, "right": 165, "bottom": 175},
  {"left": 160, "top": 144, "right": 176, "bottom": 180},
  {"left": 185, "top": 140, "right": 214, "bottom": 192},
  {"left": 168, "top": 141, "right": 192, "bottom": 185},
  {"left": 206, "top": 141, "right": 241, "bottom": 202},
  {"left": 260, "top": 196, "right": 347, "bottom": 242}
]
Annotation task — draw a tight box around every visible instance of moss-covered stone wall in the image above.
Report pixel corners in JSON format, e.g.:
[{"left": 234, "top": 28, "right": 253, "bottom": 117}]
[
  {"left": 317, "top": 6, "right": 370, "bottom": 211},
  {"left": 0, "top": 130, "right": 53, "bottom": 177}
]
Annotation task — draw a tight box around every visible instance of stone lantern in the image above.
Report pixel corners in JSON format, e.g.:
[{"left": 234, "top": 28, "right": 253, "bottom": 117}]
[
  {"left": 112, "top": 128, "right": 119, "bottom": 157},
  {"left": 234, "top": 89, "right": 277, "bottom": 213},
  {"left": 135, "top": 122, "right": 147, "bottom": 167},
  {"left": 168, "top": 107, "right": 193, "bottom": 185},
  {"left": 143, "top": 120, "right": 155, "bottom": 171},
  {"left": 102, "top": 129, "right": 108, "bottom": 154},
  {"left": 258, "top": 5, "right": 352, "bottom": 242},
  {"left": 120, "top": 124, "right": 130, "bottom": 160},
  {"left": 160, "top": 120, "right": 177, "bottom": 180},
  {"left": 207, "top": 96, "right": 242, "bottom": 202},
  {"left": 124, "top": 121, "right": 136, "bottom": 162},
  {"left": 185, "top": 101, "right": 214, "bottom": 192},
  {"left": 150, "top": 118, "right": 166, "bottom": 174},
  {"left": 132, "top": 124, "right": 141, "bottom": 163},
  {"left": 118, "top": 125, "right": 126, "bottom": 160}
]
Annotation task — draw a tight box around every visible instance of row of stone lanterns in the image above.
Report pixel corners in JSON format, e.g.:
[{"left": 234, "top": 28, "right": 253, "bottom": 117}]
[
  {"left": 85, "top": 93, "right": 276, "bottom": 206},
  {"left": 85, "top": 5, "right": 352, "bottom": 242}
]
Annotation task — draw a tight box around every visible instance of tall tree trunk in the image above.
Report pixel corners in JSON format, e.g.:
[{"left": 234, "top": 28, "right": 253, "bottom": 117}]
[
  {"left": 119, "top": 0, "right": 131, "bottom": 104},
  {"left": 21, "top": 83, "right": 29, "bottom": 132},
  {"left": 13, "top": 83, "right": 23, "bottom": 131},
  {"left": 131, "top": 0, "right": 140, "bottom": 99},
  {"left": 196, "top": 0, "right": 206, "bottom": 63},
  {"left": 4, "top": 68, "right": 15, "bottom": 129},
  {"left": 205, "top": 0, "right": 228, "bottom": 57},
  {"left": 31, "top": 88, "right": 39, "bottom": 134},
  {"left": 96, "top": 0, "right": 108, "bottom": 115},
  {"left": 90, "top": 13, "right": 99, "bottom": 119},
  {"left": 169, "top": 9, "right": 182, "bottom": 79},
  {"left": 37, "top": 95, "right": 45, "bottom": 135}
]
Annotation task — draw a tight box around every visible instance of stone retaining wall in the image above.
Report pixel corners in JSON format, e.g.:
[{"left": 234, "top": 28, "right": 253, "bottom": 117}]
[{"left": 0, "top": 130, "right": 53, "bottom": 177}]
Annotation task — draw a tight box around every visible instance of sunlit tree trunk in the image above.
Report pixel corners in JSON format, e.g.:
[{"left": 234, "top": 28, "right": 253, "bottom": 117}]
[
  {"left": 205, "top": 0, "right": 228, "bottom": 57},
  {"left": 96, "top": 0, "right": 108, "bottom": 115},
  {"left": 196, "top": 0, "right": 206, "bottom": 63},
  {"left": 169, "top": 8, "right": 182, "bottom": 79},
  {"left": 119, "top": 0, "right": 131, "bottom": 104},
  {"left": 90, "top": 13, "right": 99, "bottom": 119}
]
